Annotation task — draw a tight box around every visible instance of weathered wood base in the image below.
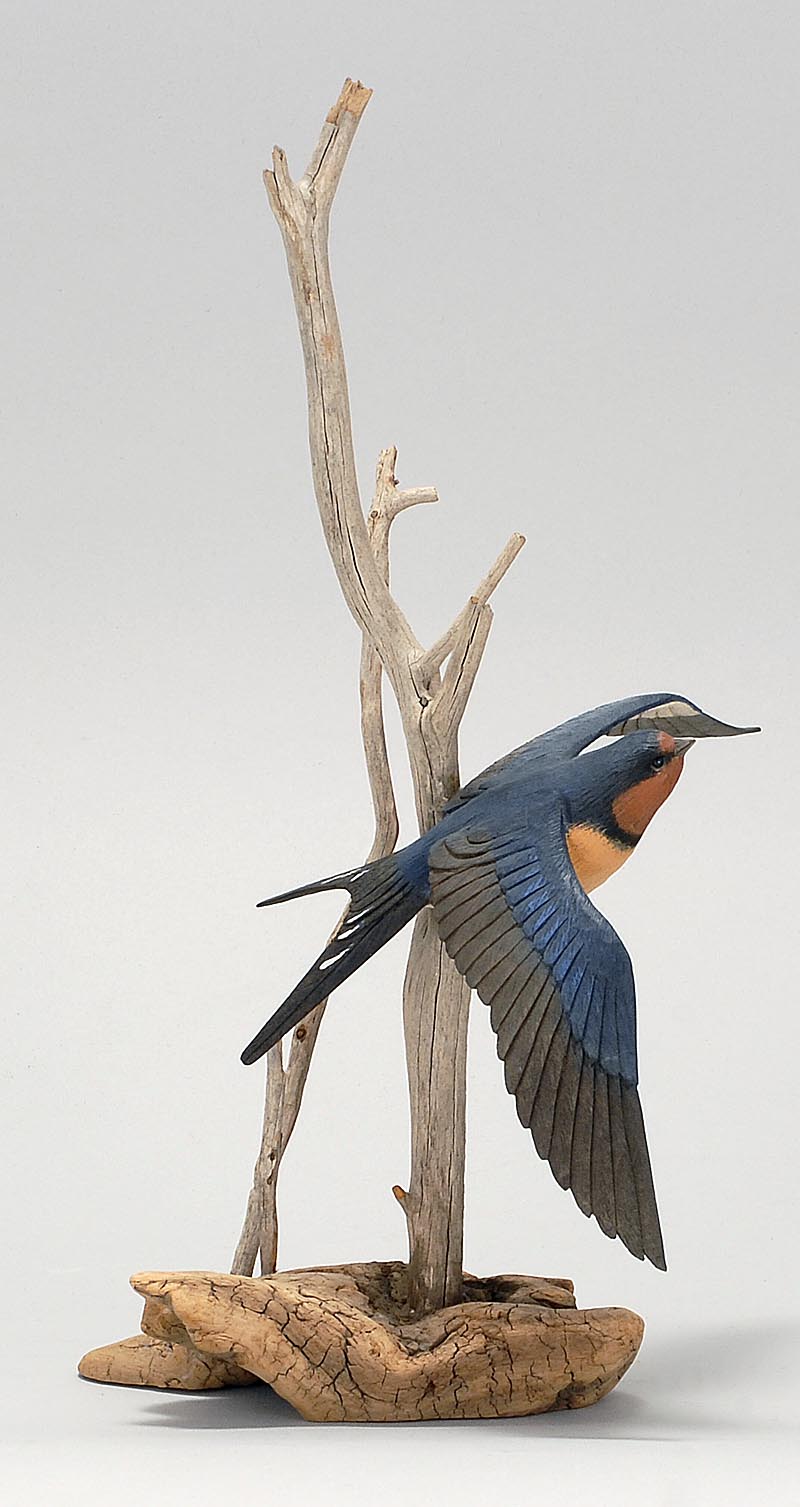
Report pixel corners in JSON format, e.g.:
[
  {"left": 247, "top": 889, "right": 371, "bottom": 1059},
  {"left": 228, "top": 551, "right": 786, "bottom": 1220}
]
[{"left": 78, "top": 1262, "right": 643, "bottom": 1421}]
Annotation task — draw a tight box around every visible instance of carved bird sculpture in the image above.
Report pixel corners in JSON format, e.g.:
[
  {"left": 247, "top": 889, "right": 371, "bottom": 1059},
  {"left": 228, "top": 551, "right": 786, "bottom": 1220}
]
[{"left": 241, "top": 693, "right": 758, "bottom": 1269}]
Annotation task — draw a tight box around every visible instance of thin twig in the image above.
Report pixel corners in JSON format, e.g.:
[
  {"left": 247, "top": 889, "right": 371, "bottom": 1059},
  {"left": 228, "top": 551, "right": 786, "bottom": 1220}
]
[{"left": 421, "top": 532, "right": 526, "bottom": 680}]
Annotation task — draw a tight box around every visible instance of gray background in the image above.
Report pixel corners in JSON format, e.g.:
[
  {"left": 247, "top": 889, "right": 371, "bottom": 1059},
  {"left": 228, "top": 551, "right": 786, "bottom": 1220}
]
[{"left": 3, "top": 2, "right": 797, "bottom": 1502}]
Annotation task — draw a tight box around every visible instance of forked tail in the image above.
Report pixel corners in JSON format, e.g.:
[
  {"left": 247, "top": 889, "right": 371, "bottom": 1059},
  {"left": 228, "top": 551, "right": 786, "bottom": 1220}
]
[{"left": 240, "top": 853, "right": 424, "bottom": 1064}]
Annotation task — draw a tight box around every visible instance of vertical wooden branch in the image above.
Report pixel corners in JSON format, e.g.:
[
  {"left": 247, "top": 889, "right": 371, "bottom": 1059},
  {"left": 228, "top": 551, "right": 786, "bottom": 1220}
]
[
  {"left": 232, "top": 449, "right": 432, "bottom": 1276},
  {"left": 240, "top": 79, "right": 524, "bottom": 1312}
]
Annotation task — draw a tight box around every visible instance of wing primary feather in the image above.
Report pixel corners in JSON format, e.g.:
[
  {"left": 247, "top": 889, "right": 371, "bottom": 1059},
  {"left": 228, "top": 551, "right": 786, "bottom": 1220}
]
[
  {"left": 608, "top": 1074, "right": 645, "bottom": 1260},
  {"left": 463, "top": 931, "right": 525, "bottom": 991},
  {"left": 601, "top": 973, "right": 625, "bottom": 1074},
  {"left": 514, "top": 995, "right": 562, "bottom": 1129},
  {"left": 486, "top": 957, "right": 543, "bottom": 1036},
  {"left": 570, "top": 1057, "right": 595, "bottom": 1216},
  {"left": 502, "top": 980, "right": 557, "bottom": 1095},
  {"left": 591, "top": 1070, "right": 617, "bottom": 1239},
  {"left": 529, "top": 1015, "right": 571, "bottom": 1155},
  {"left": 493, "top": 961, "right": 551, "bottom": 1055},
  {"left": 436, "top": 884, "right": 502, "bottom": 935},
  {"left": 621, "top": 1085, "right": 666, "bottom": 1270},
  {"left": 455, "top": 913, "right": 520, "bottom": 975},
  {"left": 441, "top": 893, "right": 511, "bottom": 953},
  {"left": 472, "top": 934, "right": 532, "bottom": 996},
  {"left": 548, "top": 1041, "right": 583, "bottom": 1188}
]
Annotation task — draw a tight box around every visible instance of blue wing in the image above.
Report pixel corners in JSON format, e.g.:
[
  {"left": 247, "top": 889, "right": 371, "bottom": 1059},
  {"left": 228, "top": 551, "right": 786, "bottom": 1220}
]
[
  {"left": 428, "top": 803, "right": 666, "bottom": 1268},
  {"left": 447, "top": 692, "right": 758, "bottom": 811}
]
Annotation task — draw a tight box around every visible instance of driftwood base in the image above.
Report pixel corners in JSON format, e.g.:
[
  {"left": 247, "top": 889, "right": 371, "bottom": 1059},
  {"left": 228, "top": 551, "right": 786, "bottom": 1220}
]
[{"left": 78, "top": 1262, "right": 643, "bottom": 1421}]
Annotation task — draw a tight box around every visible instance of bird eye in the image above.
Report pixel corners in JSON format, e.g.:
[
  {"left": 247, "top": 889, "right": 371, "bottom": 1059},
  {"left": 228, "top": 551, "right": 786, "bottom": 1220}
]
[{"left": 650, "top": 754, "right": 666, "bottom": 771}]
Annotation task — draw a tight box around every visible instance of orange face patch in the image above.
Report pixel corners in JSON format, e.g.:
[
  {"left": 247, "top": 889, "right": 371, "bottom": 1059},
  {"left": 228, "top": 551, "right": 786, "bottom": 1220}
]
[{"left": 613, "top": 754, "right": 685, "bottom": 838}]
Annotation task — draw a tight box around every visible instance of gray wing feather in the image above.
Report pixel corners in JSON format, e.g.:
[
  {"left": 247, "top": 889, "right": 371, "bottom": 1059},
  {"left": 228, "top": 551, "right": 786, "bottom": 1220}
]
[{"left": 429, "top": 819, "right": 667, "bottom": 1270}]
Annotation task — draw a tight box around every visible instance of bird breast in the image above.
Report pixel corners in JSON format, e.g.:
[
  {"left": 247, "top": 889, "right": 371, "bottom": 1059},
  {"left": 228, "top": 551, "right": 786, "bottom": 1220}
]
[{"left": 565, "top": 823, "right": 634, "bottom": 894}]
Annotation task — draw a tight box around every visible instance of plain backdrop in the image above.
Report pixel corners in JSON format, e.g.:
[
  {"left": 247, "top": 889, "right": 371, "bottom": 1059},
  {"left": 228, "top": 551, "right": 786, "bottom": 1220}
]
[{"left": 3, "top": 2, "right": 798, "bottom": 1503}]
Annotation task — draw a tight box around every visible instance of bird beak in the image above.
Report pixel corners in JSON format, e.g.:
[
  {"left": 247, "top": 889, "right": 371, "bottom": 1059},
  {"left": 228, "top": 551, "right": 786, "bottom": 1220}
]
[{"left": 673, "top": 737, "right": 696, "bottom": 757}]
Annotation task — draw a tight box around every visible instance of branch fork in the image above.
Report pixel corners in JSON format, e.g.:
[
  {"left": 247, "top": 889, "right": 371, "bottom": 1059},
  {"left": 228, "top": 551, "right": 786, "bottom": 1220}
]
[{"left": 235, "top": 79, "right": 525, "bottom": 1313}]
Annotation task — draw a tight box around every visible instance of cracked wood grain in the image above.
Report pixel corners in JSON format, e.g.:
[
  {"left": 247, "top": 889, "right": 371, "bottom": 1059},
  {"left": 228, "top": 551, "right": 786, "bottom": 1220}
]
[
  {"left": 78, "top": 1264, "right": 643, "bottom": 1421},
  {"left": 76, "top": 1333, "right": 257, "bottom": 1392}
]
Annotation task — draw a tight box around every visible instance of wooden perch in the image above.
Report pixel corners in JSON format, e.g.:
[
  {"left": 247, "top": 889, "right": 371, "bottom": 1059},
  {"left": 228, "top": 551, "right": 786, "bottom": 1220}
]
[
  {"left": 233, "top": 79, "right": 524, "bottom": 1314},
  {"left": 77, "top": 81, "right": 647, "bottom": 1416},
  {"left": 79, "top": 1263, "right": 643, "bottom": 1418}
]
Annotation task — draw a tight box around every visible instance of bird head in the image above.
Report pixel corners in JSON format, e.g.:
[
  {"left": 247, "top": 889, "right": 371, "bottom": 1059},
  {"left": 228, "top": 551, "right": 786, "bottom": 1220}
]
[
  {"left": 571, "top": 729, "right": 694, "bottom": 841},
  {"left": 611, "top": 726, "right": 693, "bottom": 837},
  {"left": 603, "top": 730, "right": 694, "bottom": 838}
]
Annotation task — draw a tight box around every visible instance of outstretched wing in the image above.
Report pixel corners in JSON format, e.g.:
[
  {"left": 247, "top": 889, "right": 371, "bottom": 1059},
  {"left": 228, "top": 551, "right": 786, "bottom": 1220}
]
[
  {"left": 429, "top": 806, "right": 666, "bottom": 1268},
  {"left": 447, "top": 692, "right": 758, "bottom": 811}
]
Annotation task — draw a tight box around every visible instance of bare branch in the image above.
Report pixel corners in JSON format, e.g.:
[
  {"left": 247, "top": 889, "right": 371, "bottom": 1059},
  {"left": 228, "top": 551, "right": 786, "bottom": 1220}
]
[
  {"left": 263, "top": 82, "right": 422, "bottom": 685},
  {"left": 422, "top": 532, "right": 526, "bottom": 680},
  {"left": 281, "top": 1003, "right": 325, "bottom": 1132},
  {"left": 368, "top": 447, "right": 438, "bottom": 579},
  {"left": 232, "top": 445, "right": 431, "bottom": 1274},
  {"left": 301, "top": 79, "right": 373, "bottom": 198},
  {"left": 231, "top": 1040, "right": 286, "bottom": 1275},
  {"left": 359, "top": 639, "right": 399, "bottom": 861},
  {"left": 360, "top": 451, "right": 403, "bottom": 859},
  {"left": 438, "top": 602, "right": 495, "bottom": 744},
  {"left": 237, "top": 80, "right": 525, "bottom": 1310},
  {"left": 394, "top": 487, "right": 439, "bottom": 513}
]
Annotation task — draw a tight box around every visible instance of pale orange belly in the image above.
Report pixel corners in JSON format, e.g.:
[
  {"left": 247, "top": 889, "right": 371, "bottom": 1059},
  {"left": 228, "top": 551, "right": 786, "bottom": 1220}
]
[{"left": 566, "top": 823, "right": 634, "bottom": 894}]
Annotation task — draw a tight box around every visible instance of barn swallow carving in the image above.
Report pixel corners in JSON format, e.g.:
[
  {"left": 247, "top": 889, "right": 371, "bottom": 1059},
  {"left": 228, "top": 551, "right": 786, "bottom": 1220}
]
[{"left": 241, "top": 693, "right": 759, "bottom": 1268}]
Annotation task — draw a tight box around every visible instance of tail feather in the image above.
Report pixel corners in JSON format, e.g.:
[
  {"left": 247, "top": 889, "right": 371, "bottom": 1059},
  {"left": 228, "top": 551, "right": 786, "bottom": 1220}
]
[
  {"left": 241, "top": 855, "right": 423, "bottom": 1065},
  {"left": 255, "top": 868, "right": 367, "bottom": 909}
]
